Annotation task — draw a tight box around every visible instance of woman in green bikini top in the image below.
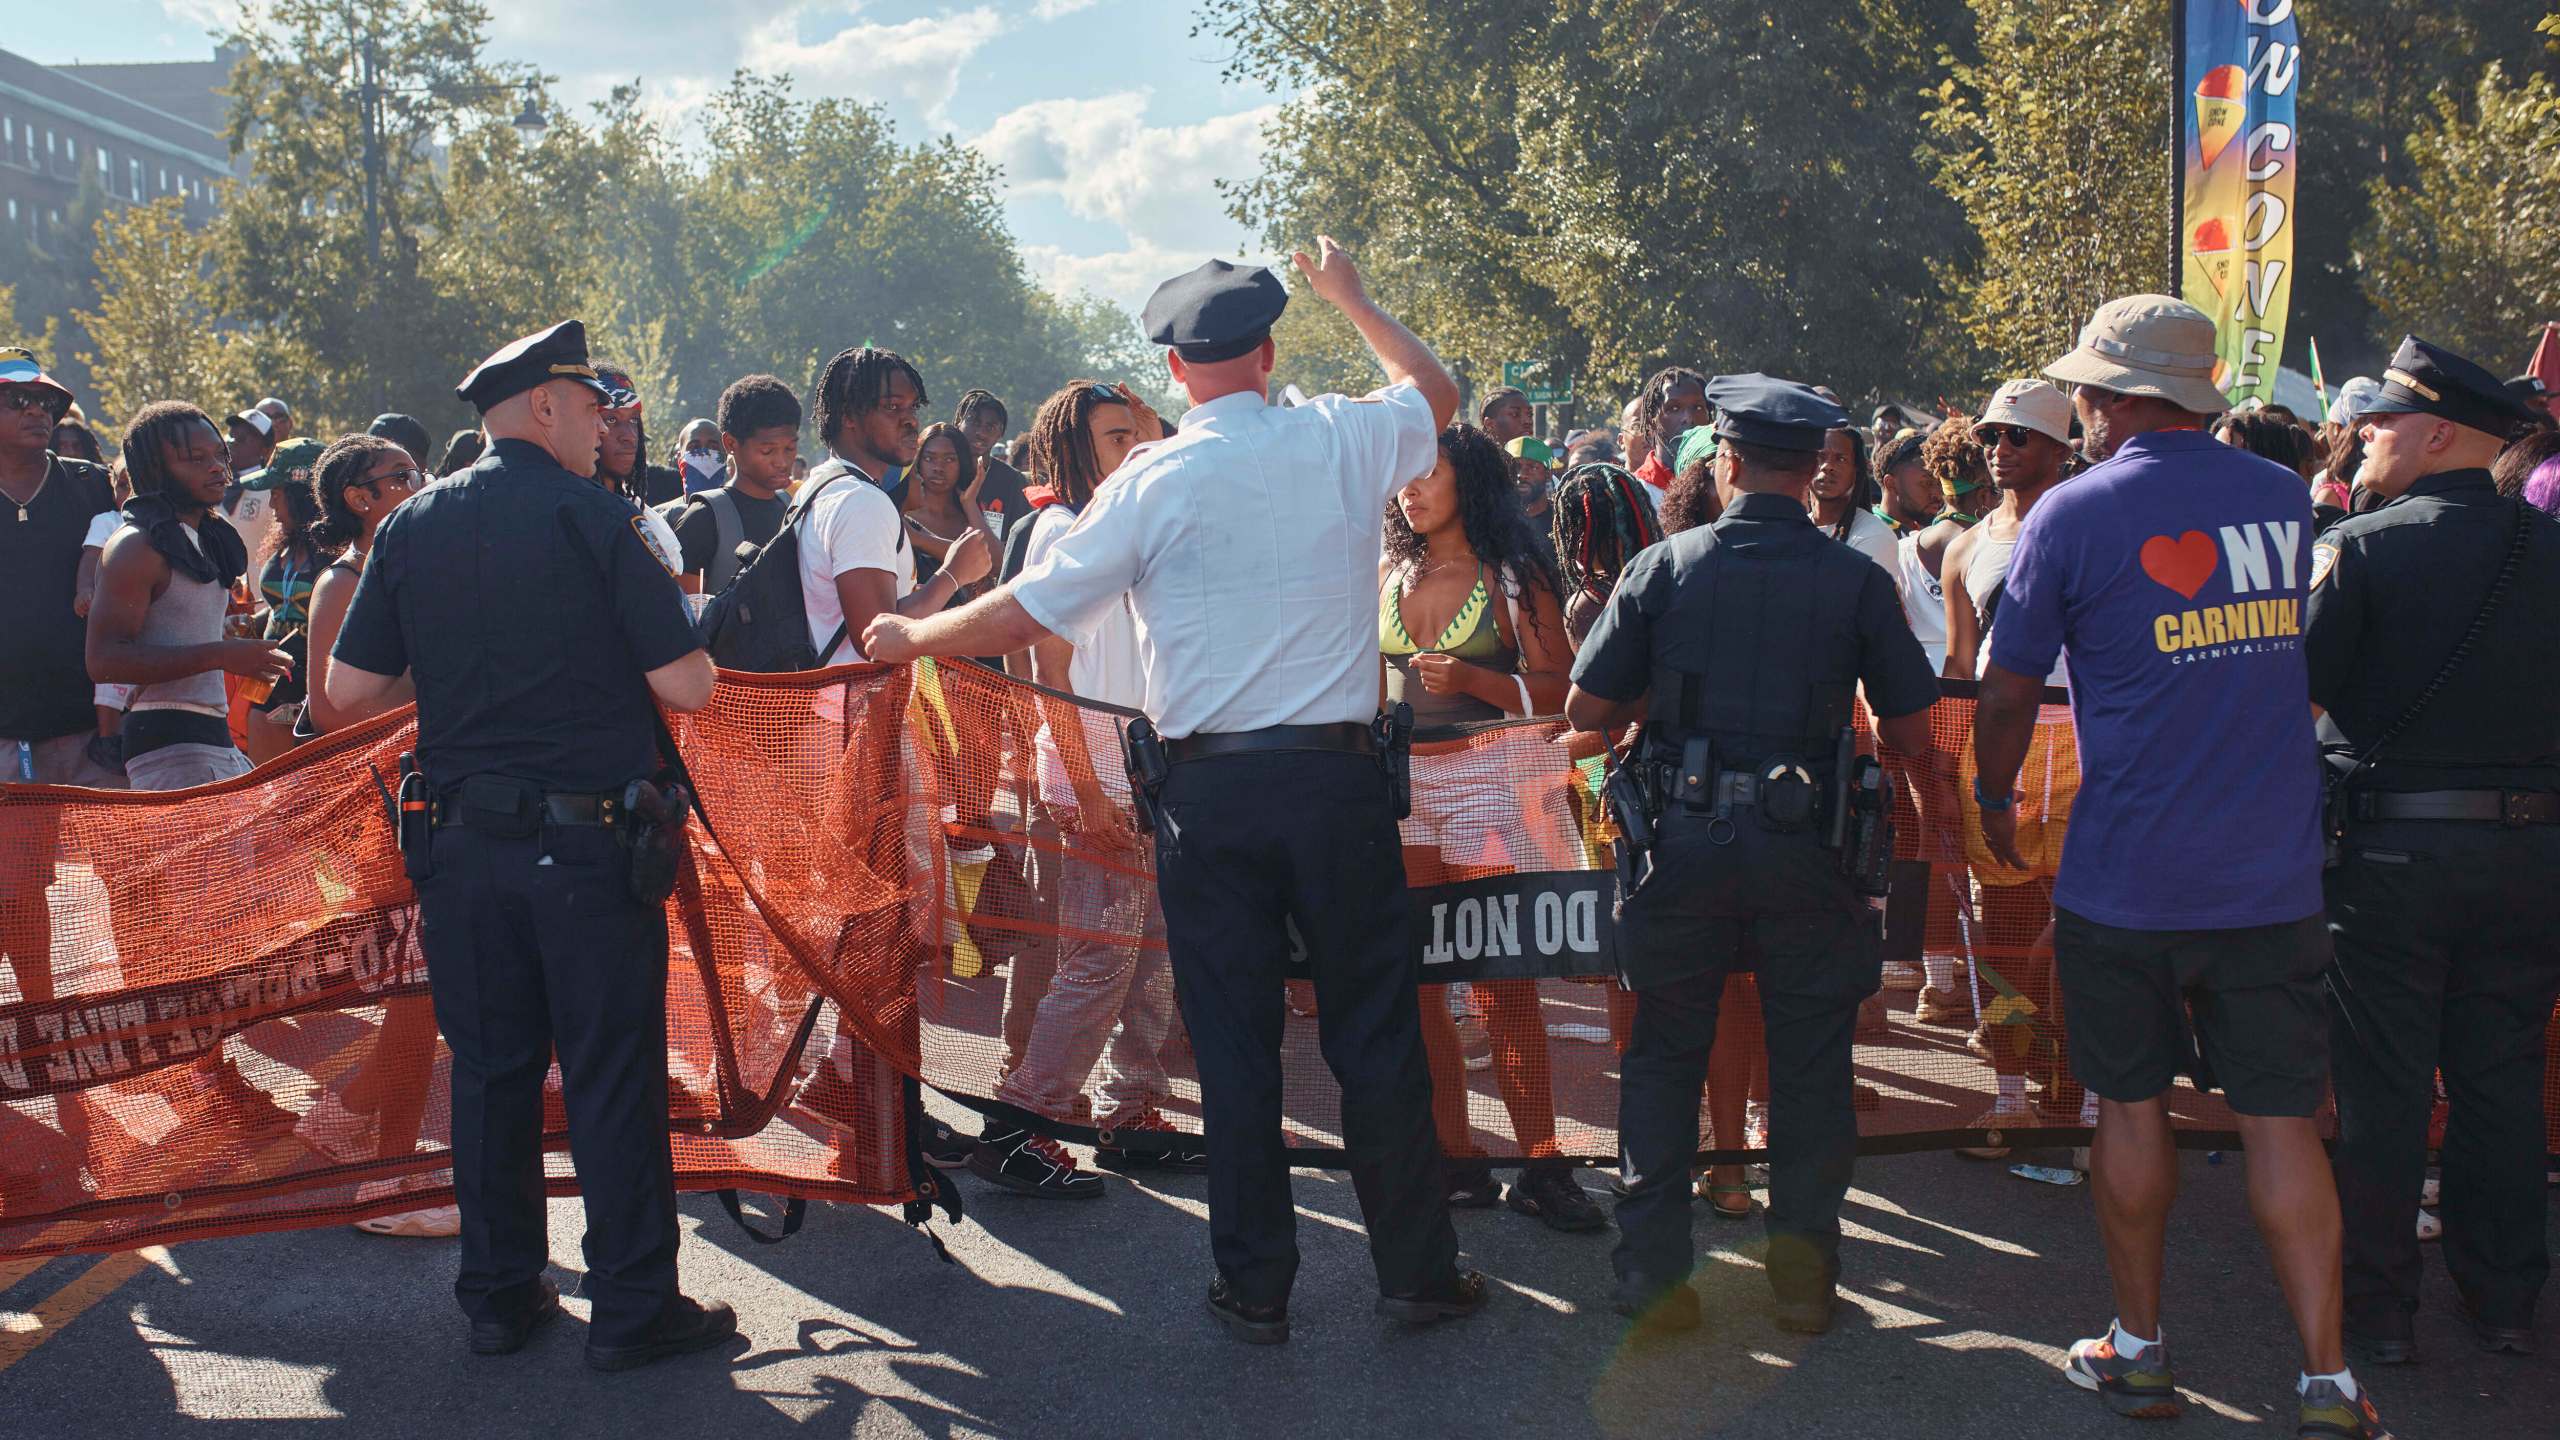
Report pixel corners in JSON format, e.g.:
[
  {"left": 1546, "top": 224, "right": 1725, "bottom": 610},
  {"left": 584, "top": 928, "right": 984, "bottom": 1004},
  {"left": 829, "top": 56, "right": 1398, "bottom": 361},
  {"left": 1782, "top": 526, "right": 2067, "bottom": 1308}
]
[{"left": 1379, "top": 424, "right": 1574, "bottom": 727}]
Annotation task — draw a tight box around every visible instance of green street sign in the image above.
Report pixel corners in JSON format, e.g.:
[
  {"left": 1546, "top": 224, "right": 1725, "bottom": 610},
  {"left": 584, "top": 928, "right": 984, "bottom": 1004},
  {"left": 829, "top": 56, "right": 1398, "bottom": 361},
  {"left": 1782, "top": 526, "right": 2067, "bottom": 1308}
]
[{"left": 1500, "top": 360, "right": 1573, "bottom": 406}]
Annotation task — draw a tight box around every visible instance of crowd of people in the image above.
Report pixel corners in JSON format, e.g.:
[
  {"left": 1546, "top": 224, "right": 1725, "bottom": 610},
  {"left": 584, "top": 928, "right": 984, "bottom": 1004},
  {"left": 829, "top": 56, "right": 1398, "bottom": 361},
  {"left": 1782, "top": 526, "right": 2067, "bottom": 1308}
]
[{"left": 1, "top": 248, "right": 2555, "bottom": 1436}]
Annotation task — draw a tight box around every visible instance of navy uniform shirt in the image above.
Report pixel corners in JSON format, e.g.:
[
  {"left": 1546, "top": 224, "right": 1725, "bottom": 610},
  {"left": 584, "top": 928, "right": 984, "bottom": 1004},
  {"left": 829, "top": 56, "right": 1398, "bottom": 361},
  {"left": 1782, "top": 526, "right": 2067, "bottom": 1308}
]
[
  {"left": 2305, "top": 467, "right": 2560, "bottom": 792},
  {"left": 332, "top": 438, "right": 701, "bottom": 792},
  {"left": 1572, "top": 492, "right": 1939, "bottom": 762}
]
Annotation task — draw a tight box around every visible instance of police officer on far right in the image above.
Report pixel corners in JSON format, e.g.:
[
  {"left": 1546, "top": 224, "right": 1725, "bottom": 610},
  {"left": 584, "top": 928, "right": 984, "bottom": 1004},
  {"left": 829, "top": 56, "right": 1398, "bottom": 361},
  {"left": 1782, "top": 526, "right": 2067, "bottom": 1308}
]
[
  {"left": 2305, "top": 335, "right": 2560, "bottom": 1364},
  {"left": 1565, "top": 375, "right": 1939, "bottom": 1336}
]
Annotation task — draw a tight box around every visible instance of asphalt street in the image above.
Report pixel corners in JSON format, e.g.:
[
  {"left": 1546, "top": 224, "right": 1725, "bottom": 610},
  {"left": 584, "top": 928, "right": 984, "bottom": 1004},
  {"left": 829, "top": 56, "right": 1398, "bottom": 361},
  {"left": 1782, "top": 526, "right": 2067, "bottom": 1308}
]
[{"left": 1, "top": 1131, "right": 2551, "bottom": 1438}]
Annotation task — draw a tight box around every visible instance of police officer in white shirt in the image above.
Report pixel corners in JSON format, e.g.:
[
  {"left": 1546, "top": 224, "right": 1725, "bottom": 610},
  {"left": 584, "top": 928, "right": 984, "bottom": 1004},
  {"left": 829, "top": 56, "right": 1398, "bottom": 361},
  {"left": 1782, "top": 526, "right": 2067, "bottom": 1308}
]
[{"left": 864, "top": 241, "right": 1485, "bottom": 1345}]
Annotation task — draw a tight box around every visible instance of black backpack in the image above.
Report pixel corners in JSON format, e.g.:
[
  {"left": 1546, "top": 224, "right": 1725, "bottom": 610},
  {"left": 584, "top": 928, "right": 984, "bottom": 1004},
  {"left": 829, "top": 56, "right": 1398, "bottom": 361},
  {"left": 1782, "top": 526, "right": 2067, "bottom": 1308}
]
[{"left": 694, "top": 472, "right": 858, "bottom": 672}]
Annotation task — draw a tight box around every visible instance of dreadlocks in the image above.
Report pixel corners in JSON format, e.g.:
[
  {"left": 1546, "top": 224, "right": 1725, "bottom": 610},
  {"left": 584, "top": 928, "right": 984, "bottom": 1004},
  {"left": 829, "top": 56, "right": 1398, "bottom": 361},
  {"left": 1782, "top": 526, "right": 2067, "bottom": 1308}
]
[
  {"left": 1018, "top": 379, "right": 1130, "bottom": 509},
  {"left": 1551, "top": 463, "right": 1664, "bottom": 603},
  {"left": 122, "top": 401, "right": 221, "bottom": 503},
  {"left": 1634, "top": 366, "right": 1710, "bottom": 453},
  {"left": 1818, "top": 426, "right": 1878, "bottom": 543},
  {"left": 812, "top": 346, "right": 927, "bottom": 457}
]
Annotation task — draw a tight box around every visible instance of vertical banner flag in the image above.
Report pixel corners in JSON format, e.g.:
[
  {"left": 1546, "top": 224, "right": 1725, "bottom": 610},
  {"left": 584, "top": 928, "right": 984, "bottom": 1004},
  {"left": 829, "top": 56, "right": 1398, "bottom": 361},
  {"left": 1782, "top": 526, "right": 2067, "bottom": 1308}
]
[{"left": 2176, "top": 0, "right": 2300, "bottom": 407}]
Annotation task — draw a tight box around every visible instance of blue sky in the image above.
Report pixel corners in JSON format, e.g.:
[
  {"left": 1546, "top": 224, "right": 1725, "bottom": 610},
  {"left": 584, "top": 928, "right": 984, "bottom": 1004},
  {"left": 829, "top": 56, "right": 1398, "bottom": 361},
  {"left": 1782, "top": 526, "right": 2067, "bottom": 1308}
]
[{"left": 16, "top": 0, "right": 1283, "bottom": 317}]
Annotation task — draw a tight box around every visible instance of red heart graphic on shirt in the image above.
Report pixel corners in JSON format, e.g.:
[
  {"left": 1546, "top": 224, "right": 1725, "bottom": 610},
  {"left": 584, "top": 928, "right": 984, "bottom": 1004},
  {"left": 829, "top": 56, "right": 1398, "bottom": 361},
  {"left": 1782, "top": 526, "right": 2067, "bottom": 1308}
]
[{"left": 2139, "top": 530, "right": 2219, "bottom": 600}]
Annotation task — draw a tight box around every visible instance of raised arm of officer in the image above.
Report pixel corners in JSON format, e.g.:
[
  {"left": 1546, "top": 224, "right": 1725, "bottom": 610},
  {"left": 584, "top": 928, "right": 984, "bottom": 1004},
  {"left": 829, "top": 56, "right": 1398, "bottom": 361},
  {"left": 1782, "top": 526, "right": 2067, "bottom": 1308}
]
[
  {"left": 867, "top": 239, "right": 1452, "bottom": 665},
  {"left": 1290, "top": 236, "right": 1459, "bottom": 430}
]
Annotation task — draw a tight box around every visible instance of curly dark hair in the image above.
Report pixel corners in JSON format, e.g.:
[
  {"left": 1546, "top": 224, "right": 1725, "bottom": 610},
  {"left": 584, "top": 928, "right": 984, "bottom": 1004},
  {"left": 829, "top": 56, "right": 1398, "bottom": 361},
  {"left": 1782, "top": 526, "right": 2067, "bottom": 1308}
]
[
  {"left": 1661, "top": 449, "right": 1723, "bottom": 535},
  {"left": 718, "top": 373, "right": 803, "bottom": 440},
  {"left": 309, "top": 434, "right": 404, "bottom": 554},
  {"left": 1383, "top": 424, "right": 1564, "bottom": 606},
  {"left": 1922, "top": 414, "right": 1988, "bottom": 514}
]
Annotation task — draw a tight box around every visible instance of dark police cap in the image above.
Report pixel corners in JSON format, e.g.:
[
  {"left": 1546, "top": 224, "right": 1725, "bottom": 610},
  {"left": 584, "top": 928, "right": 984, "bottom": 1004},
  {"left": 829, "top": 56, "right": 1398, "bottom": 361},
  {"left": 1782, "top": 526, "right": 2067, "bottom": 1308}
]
[
  {"left": 2506, "top": 374, "right": 2548, "bottom": 404},
  {"left": 1140, "top": 259, "right": 1288, "bottom": 363},
  {"left": 1705, "top": 373, "right": 1849, "bottom": 453},
  {"left": 2362, "top": 335, "right": 2531, "bottom": 436},
  {"left": 454, "top": 320, "right": 638, "bottom": 413}
]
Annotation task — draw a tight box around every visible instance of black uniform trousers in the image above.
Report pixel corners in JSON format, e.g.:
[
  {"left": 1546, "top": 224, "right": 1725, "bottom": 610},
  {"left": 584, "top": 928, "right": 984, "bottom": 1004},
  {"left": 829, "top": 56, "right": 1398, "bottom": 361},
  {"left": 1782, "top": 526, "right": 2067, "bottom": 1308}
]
[
  {"left": 2325, "top": 817, "right": 2560, "bottom": 1336},
  {"left": 416, "top": 821, "right": 681, "bottom": 1347},
  {"left": 1613, "top": 817, "right": 1879, "bottom": 1307},
  {"left": 1151, "top": 749, "right": 1459, "bottom": 1309}
]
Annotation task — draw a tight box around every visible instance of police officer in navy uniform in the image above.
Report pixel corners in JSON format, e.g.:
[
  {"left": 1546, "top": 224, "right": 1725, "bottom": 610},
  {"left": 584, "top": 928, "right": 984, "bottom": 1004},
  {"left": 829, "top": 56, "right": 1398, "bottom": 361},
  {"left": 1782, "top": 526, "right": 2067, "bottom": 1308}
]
[
  {"left": 1566, "top": 375, "right": 1939, "bottom": 1336},
  {"left": 324, "top": 321, "right": 737, "bottom": 1371},
  {"left": 861, "top": 241, "right": 1489, "bottom": 1345},
  {"left": 2306, "top": 336, "right": 2560, "bottom": 1363}
]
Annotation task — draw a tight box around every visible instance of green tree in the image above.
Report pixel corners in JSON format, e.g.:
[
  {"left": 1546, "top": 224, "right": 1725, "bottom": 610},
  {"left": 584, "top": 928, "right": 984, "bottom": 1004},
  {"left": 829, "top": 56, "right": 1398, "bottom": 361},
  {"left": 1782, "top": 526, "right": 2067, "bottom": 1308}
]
[
  {"left": 1212, "top": 0, "right": 1974, "bottom": 405},
  {"left": 2358, "top": 64, "right": 2560, "bottom": 367},
  {"left": 68, "top": 1, "right": 1151, "bottom": 449},
  {"left": 2290, "top": 0, "right": 2554, "bottom": 376},
  {"left": 213, "top": 0, "right": 554, "bottom": 434},
  {"left": 1923, "top": 0, "right": 2172, "bottom": 389},
  {"left": 71, "top": 197, "right": 258, "bottom": 439}
]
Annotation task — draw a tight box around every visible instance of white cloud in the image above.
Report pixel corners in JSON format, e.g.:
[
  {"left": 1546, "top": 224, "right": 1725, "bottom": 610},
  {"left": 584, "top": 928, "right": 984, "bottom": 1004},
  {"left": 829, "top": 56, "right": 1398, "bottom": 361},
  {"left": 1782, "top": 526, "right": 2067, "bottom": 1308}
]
[
  {"left": 1020, "top": 240, "right": 1203, "bottom": 317},
  {"left": 742, "top": 4, "right": 1004, "bottom": 126},
  {"left": 974, "top": 90, "right": 1275, "bottom": 270},
  {"left": 1031, "top": 0, "right": 1099, "bottom": 16}
]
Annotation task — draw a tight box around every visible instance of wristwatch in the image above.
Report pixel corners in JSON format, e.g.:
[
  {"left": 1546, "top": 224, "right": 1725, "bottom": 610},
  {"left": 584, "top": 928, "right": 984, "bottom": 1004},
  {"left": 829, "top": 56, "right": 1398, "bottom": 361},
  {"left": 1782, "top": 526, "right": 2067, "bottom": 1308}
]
[{"left": 1973, "top": 776, "right": 2014, "bottom": 813}]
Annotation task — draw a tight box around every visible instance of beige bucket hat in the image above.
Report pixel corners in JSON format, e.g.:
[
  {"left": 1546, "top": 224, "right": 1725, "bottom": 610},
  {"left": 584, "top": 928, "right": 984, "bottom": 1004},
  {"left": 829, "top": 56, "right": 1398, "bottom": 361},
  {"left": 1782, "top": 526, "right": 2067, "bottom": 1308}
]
[
  {"left": 2041, "top": 294, "right": 2231, "bottom": 415},
  {"left": 1972, "top": 379, "right": 2073, "bottom": 445}
]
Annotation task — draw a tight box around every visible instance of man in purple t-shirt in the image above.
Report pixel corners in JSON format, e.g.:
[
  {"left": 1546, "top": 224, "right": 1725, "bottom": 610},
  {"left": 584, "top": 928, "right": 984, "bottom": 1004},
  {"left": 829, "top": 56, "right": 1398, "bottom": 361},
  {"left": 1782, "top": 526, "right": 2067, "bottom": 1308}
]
[{"left": 1974, "top": 296, "right": 2385, "bottom": 1439}]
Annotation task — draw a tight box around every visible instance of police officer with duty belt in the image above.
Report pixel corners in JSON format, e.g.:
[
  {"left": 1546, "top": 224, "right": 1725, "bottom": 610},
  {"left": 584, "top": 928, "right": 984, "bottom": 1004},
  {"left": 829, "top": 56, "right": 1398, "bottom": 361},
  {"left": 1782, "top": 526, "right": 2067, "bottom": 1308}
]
[
  {"left": 1565, "top": 375, "right": 1939, "bottom": 1336},
  {"left": 2306, "top": 336, "right": 2560, "bottom": 1364},
  {"left": 862, "top": 241, "right": 1489, "bottom": 1345},
  {"left": 325, "top": 321, "right": 738, "bottom": 1371}
]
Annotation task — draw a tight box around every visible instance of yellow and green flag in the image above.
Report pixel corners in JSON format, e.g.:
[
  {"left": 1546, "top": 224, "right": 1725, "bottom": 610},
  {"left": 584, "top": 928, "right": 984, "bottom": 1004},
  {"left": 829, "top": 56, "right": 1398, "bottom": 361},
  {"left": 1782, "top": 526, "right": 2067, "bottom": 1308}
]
[{"left": 2175, "top": 0, "right": 2302, "bottom": 408}]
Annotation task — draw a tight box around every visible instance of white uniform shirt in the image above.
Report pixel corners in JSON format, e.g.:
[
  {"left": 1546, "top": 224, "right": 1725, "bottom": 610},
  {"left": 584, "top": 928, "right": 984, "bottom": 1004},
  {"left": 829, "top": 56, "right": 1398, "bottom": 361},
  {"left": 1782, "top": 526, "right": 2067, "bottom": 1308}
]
[
  {"left": 798, "top": 466, "right": 913, "bottom": 665},
  {"left": 1011, "top": 381, "right": 1440, "bottom": 738},
  {"left": 1020, "top": 502, "right": 1144, "bottom": 708}
]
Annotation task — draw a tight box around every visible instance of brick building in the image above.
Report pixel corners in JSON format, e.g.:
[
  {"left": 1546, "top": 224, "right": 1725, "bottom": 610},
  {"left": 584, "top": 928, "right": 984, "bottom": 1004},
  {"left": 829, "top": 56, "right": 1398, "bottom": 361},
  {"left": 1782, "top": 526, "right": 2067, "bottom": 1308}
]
[{"left": 0, "top": 44, "right": 241, "bottom": 247}]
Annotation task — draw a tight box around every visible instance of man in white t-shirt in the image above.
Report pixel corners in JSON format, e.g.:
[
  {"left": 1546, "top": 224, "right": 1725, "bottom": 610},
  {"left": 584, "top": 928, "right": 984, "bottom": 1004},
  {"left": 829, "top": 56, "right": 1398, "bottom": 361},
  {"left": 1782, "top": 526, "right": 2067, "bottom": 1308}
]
[{"left": 797, "top": 347, "right": 989, "bottom": 660}]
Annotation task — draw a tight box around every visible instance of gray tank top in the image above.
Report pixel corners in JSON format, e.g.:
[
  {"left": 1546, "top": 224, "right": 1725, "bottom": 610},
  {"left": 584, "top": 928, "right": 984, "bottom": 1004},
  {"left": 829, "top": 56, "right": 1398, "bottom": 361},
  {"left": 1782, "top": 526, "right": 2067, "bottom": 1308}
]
[
  {"left": 1964, "top": 530, "right": 2017, "bottom": 630},
  {"left": 130, "top": 523, "right": 232, "bottom": 715}
]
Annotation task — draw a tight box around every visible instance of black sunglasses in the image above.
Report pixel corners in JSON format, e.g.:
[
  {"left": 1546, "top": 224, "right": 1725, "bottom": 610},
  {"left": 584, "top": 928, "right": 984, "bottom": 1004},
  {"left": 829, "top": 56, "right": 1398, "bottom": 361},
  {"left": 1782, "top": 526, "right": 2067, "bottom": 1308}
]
[
  {"left": 3, "top": 388, "right": 66, "bottom": 419},
  {"left": 1082, "top": 384, "right": 1123, "bottom": 406},
  {"left": 1982, "top": 424, "right": 2043, "bottom": 448}
]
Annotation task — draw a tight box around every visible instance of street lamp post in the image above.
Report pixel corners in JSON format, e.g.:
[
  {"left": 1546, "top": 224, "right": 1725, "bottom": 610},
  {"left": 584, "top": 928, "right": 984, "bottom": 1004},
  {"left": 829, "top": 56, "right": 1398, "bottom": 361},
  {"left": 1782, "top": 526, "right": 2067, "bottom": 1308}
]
[{"left": 353, "top": 32, "right": 547, "bottom": 412}]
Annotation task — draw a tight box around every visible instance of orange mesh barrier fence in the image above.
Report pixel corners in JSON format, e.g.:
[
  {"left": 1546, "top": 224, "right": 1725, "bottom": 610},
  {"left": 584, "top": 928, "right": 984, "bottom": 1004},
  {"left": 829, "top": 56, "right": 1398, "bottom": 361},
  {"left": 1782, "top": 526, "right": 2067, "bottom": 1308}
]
[{"left": 5, "top": 663, "right": 2554, "bottom": 1261}]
